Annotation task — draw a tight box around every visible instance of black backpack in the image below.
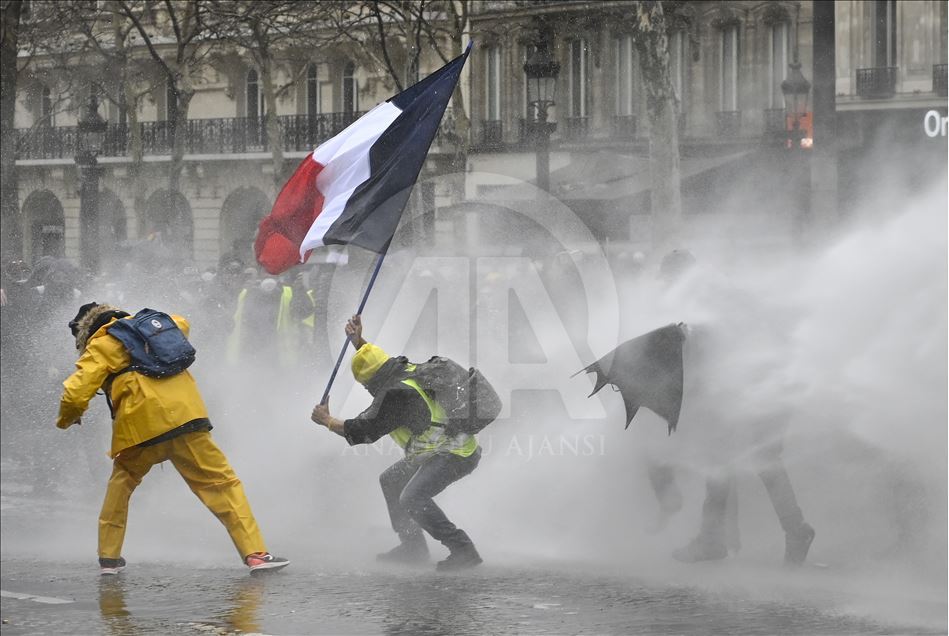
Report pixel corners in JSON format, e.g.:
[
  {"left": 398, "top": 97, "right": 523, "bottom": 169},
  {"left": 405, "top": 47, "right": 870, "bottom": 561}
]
[
  {"left": 106, "top": 308, "right": 196, "bottom": 378},
  {"left": 411, "top": 356, "right": 502, "bottom": 435}
]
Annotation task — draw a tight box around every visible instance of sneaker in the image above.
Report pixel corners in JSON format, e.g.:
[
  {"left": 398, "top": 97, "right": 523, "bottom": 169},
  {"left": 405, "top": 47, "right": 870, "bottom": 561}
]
[
  {"left": 672, "top": 537, "right": 728, "bottom": 563},
  {"left": 435, "top": 545, "right": 482, "bottom": 572},
  {"left": 99, "top": 557, "right": 126, "bottom": 576},
  {"left": 376, "top": 541, "right": 429, "bottom": 565},
  {"left": 245, "top": 552, "right": 290, "bottom": 573},
  {"left": 784, "top": 522, "right": 815, "bottom": 566}
]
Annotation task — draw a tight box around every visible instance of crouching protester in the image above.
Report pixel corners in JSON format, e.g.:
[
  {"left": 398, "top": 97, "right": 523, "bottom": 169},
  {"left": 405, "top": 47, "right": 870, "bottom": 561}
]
[
  {"left": 57, "top": 302, "right": 289, "bottom": 576},
  {"left": 311, "top": 315, "right": 486, "bottom": 572}
]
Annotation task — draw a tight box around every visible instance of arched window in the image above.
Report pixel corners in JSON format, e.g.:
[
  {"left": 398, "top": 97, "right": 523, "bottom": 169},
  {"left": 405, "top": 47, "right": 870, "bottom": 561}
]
[
  {"left": 220, "top": 187, "right": 270, "bottom": 264},
  {"left": 342, "top": 61, "right": 358, "bottom": 116},
  {"left": 307, "top": 63, "right": 320, "bottom": 116},
  {"left": 246, "top": 68, "right": 261, "bottom": 119},
  {"left": 144, "top": 189, "right": 193, "bottom": 259},
  {"left": 23, "top": 190, "right": 65, "bottom": 261}
]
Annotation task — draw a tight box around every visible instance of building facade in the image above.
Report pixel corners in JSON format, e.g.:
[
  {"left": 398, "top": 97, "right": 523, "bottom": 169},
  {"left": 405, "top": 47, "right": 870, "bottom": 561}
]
[
  {"left": 464, "top": 0, "right": 946, "bottom": 254},
  {"left": 10, "top": 2, "right": 464, "bottom": 271},
  {"left": 833, "top": 0, "right": 947, "bottom": 213},
  {"left": 7, "top": 0, "right": 948, "bottom": 270}
]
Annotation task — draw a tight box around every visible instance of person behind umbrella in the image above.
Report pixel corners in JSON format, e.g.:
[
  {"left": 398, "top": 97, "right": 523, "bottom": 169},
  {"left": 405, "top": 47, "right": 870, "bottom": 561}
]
[
  {"left": 57, "top": 302, "right": 290, "bottom": 575},
  {"left": 658, "top": 250, "right": 815, "bottom": 566},
  {"left": 311, "top": 315, "right": 483, "bottom": 571}
]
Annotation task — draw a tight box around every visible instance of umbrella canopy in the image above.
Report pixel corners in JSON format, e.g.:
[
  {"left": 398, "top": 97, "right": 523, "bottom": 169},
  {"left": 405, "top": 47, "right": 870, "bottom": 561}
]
[{"left": 579, "top": 323, "right": 685, "bottom": 434}]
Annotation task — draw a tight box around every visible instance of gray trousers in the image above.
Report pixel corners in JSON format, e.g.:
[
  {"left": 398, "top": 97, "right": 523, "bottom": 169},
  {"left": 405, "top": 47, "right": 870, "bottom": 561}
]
[{"left": 380, "top": 448, "right": 481, "bottom": 550}]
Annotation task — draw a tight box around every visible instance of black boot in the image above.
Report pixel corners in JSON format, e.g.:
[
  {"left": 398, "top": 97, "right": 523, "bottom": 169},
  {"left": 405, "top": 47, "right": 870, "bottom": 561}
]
[
  {"left": 436, "top": 543, "right": 482, "bottom": 572},
  {"left": 377, "top": 539, "right": 429, "bottom": 565},
  {"left": 784, "top": 522, "right": 815, "bottom": 566}
]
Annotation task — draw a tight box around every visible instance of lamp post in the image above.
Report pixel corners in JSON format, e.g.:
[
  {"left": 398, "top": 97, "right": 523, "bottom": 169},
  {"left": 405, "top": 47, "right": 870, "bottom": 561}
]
[
  {"left": 781, "top": 61, "right": 811, "bottom": 150},
  {"left": 76, "top": 94, "right": 107, "bottom": 273},
  {"left": 523, "top": 25, "right": 560, "bottom": 193},
  {"left": 781, "top": 61, "right": 812, "bottom": 241}
]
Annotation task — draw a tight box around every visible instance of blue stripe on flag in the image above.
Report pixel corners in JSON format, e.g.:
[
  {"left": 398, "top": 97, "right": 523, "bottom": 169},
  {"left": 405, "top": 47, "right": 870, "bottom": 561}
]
[{"left": 321, "top": 46, "right": 471, "bottom": 252}]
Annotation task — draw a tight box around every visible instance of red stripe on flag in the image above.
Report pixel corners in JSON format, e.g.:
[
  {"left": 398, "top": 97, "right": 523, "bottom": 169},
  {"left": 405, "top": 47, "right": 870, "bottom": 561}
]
[{"left": 255, "top": 153, "right": 325, "bottom": 274}]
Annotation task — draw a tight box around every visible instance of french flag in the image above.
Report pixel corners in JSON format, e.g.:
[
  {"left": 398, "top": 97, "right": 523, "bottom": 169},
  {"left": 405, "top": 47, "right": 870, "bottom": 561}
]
[{"left": 255, "top": 45, "right": 471, "bottom": 275}]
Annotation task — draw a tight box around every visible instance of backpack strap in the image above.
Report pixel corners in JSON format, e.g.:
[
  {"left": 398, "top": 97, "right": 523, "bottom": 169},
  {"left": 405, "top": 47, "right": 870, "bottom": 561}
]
[{"left": 100, "top": 374, "right": 118, "bottom": 420}]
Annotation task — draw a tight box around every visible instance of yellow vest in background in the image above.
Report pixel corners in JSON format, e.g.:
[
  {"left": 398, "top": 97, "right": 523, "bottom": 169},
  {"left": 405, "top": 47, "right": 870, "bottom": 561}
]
[{"left": 226, "top": 286, "right": 296, "bottom": 365}]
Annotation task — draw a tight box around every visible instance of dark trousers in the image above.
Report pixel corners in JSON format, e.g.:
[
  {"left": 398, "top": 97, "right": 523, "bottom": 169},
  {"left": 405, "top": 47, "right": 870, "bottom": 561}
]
[
  {"left": 379, "top": 449, "right": 481, "bottom": 551},
  {"left": 699, "top": 439, "right": 805, "bottom": 544}
]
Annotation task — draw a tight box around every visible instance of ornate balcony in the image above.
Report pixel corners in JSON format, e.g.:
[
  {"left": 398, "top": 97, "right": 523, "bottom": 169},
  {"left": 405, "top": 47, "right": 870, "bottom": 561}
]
[
  {"left": 856, "top": 67, "right": 897, "bottom": 99},
  {"left": 612, "top": 115, "right": 638, "bottom": 140},
  {"left": 16, "top": 125, "right": 77, "bottom": 160},
  {"left": 934, "top": 64, "right": 947, "bottom": 98},
  {"left": 15, "top": 111, "right": 368, "bottom": 161},
  {"left": 715, "top": 110, "right": 742, "bottom": 137}
]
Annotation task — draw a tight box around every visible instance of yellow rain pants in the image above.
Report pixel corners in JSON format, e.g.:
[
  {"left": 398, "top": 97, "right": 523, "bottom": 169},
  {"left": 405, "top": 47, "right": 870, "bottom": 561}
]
[{"left": 98, "top": 431, "right": 266, "bottom": 562}]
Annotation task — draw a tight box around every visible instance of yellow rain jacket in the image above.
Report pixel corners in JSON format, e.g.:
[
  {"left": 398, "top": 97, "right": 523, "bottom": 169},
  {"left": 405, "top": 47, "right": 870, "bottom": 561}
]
[{"left": 57, "top": 315, "right": 210, "bottom": 458}]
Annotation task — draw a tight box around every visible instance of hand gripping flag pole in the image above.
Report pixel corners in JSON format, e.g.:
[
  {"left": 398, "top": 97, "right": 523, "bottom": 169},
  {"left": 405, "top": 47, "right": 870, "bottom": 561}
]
[{"left": 254, "top": 43, "right": 473, "bottom": 405}]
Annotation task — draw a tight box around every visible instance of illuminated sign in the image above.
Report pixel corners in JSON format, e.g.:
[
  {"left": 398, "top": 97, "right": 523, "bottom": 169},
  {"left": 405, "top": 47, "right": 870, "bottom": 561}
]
[{"left": 923, "top": 110, "right": 948, "bottom": 138}]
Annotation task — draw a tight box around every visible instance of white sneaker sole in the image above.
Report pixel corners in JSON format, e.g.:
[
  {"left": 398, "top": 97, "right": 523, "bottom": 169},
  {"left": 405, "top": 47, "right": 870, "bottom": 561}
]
[
  {"left": 100, "top": 566, "right": 125, "bottom": 575},
  {"left": 249, "top": 561, "right": 290, "bottom": 574}
]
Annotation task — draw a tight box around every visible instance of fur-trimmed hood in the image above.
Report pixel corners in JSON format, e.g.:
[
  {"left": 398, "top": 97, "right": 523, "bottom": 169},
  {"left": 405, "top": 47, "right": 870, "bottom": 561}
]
[{"left": 74, "top": 304, "right": 129, "bottom": 352}]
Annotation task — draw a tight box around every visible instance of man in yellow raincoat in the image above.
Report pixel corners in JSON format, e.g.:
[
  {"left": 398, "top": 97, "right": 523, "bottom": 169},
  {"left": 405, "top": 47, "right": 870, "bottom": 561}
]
[{"left": 57, "top": 302, "right": 289, "bottom": 575}]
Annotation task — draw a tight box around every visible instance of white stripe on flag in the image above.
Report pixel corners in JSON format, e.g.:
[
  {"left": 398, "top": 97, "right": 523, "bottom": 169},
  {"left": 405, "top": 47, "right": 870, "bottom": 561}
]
[{"left": 300, "top": 101, "right": 403, "bottom": 256}]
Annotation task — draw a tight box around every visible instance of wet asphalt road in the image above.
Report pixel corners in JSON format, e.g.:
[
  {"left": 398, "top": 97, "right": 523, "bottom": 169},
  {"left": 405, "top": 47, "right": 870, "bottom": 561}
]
[{"left": 1, "top": 557, "right": 945, "bottom": 636}]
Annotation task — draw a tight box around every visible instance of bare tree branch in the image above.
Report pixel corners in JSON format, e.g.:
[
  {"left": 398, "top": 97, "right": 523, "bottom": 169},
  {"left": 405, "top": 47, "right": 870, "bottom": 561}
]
[{"left": 372, "top": 2, "right": 404, "bottom": 91}]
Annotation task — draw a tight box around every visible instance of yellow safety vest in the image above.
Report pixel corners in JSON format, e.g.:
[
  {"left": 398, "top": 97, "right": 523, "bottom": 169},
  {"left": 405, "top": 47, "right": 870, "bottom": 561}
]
[
  {"left": 389, "top": 372, "right": 478, "bottom": 458},
  {"left": 302, "top": 289, "right": 317, "bottom": 328},
  {"left": 227, "top": 286, "right": 296, "bottom": 364}
]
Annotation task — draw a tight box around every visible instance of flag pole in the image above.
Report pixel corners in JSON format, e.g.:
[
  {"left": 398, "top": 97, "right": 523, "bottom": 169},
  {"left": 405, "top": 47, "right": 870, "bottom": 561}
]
[{"left": 319, "top": 240, "right": 392, "bottom": 405}]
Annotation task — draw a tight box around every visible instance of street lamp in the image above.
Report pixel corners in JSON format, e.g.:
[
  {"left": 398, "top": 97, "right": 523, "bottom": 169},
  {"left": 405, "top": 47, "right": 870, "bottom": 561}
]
[
  {"left": 781, "top": 61, "right": 811, "bottom": 242},
  {"left": 76, "top": 93, "right": 107, "bottom": 273},
  {"left": 781, "top": 61, "right": 811, "bottom": 150},
  {"left": 523, "top": 25, "right": 560, "bottom": 193}
]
